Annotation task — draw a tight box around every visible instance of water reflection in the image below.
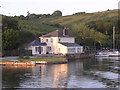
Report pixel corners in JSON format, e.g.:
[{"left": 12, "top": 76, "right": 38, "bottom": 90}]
[
  {"left": 40, "top": 64, "right": 68, "bottom": 88},
  {"left": 2, "top": 66, "right": 34, "bottom": 88},
  {"left": 2, "top": 57, "right": 120, "bottom": 88}
]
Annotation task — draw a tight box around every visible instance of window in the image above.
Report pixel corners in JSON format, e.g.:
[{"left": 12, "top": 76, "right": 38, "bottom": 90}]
[
  {"left": 77, "top": 48, "right": 80, "bottom": 53},
  {"left": 41, "top": 47, "right": 43, "bottom": 52},
  {"left": 72, "top": 48, "right": 76, "bottom": 52},
  {"left": 47, "top": 46, "right": 51, "bottom": 52},
  {"left": 46, "top": 39, "right": 48, "bottom": 42},
  {"left": 35, "top": 47, "right": 39, "bottom": 52},
  {"left": 68, "top": 48, "right": 76, "bottom": 53},
  {"left": 51, "top": 38, "right": 53, "bottom": 43}
]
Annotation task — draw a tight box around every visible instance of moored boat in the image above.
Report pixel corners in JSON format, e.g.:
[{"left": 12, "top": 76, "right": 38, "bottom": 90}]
[{"left": 95, "top": 49, "right": 120, "bottom": 57}]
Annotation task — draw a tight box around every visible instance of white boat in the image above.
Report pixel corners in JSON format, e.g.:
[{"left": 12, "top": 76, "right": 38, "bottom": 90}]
[
  {"left": 95, "top": 52, "right": 109, "bottom": 57},
  {"left": 108, "top": 50, "right": 120, "bottom": 57},
  {"left": 95, "top": 49, "right": 120, "bottom": 57}
]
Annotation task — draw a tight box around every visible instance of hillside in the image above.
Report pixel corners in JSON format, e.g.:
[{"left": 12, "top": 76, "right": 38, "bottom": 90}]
[
  {"left": 18, "top": 9, "right": 118, "bottom": 33},
  {"left": 2, "top": 9, "right": 120, "bottom": 50}
]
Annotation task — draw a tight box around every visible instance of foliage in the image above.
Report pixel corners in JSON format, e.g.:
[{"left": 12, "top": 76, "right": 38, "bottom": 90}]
[
  {"left": 2, "top": 29, "right": 21, "bottom": 50},
  {"left": 2, "top": 29, "right": 36, "bottom": 50},
  {"left": 52, "top": 10, "right": 62, "bottom": 17},
  {"left": 72, "top": 24, "right": 110, "bottom": 48},
  {"left": 20, "top": 30, "right": 36, "bottom": 44},
  {"left": 86, "top": 20, "right": 114, "bottom": 35},
  {"left": 2, "top": 9, "right": 120, "bottom": 50},
  {"left": 2, "top": 16, "right": 19, "bottom": 31}
]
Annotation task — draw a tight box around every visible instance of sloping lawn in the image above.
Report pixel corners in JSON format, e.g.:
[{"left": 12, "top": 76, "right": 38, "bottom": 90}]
[{"left": 17, "top": 57, "right": 67, "bottom": 62}]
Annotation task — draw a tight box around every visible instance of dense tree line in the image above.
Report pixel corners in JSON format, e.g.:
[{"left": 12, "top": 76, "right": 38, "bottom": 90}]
[
  {"left": 72, "top": 20, "right": 120, "bottom": 49},
  {"left": 14, "top": 10, "right": 62, "bottom": 20},
  {"left": 2, "top": 16, "right": 36, "bottom": 50}
]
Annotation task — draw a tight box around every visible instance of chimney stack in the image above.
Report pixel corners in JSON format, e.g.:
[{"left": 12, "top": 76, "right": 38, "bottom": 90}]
[{"left": 63, "top": 27, "right": 68, "bottom": 36}]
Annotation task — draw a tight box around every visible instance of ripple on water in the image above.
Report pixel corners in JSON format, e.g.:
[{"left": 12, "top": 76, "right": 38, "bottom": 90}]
[{"left": 67, "top": 75, "right": 106, "bottom": 88}]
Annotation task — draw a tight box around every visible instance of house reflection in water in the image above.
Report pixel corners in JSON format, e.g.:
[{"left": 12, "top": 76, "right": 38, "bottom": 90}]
[
  {"left": 39, "top": 61, "right": 84, "bottom": 88},
  {"left": 40, "top": 64, "right": 68, "bottom": 88},
  {"left": 2, "top": 61, "right": 84, "bottom": 88},
  {"left": 68, "top": 61, "right": 83, "bottom": 76}
]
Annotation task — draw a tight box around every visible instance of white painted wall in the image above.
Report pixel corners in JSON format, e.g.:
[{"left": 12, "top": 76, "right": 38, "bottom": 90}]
[
  {"left": 57, "top": 43, "right": 68, "bottom": 55},
  {"left": 58, "top": 37, "right": 75, "bottom": 43},
  {"left": 67, "top": 46, "right": 83, "bottom": 54},
  {"left": 41, "top": 46, "right": 46, "bottom": 54},
  {"left": 39, "top": 36, "right": 83, "bottom": 55},
  {"left": 27, "top": 46, "right": 46, "bottom": 55}
]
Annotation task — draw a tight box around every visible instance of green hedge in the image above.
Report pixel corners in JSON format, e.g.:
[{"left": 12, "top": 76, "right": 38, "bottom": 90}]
[{"left": 3, "top": 50, "right": 32, "bottom": 56}]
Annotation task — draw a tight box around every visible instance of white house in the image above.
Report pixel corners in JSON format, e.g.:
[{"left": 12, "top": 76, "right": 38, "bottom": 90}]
[
  {"left": 39, "top": 27, "right": 83, "bottom": 55},
  {"left": 27, "top": 40, "right": 46, "bottom": 55}
]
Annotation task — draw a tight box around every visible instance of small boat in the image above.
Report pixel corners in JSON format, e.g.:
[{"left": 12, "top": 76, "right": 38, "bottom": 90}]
[
  {"left": 95, "top": 49, "right": 120, "bottom": 57},
  {"left": 95, "top": 50, "right": 109, "bottom": 57},
  {"left": 95, "top": 52, "right": 109, "bottom": 57},
  {"left": 108, "top": 49, "right": 120, "bottom": 57}
]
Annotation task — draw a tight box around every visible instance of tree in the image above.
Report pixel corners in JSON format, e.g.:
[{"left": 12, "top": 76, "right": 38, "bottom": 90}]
[
  {"left": 20, "top": 31, "right": 36, "bottom": 44},
  {"left": 72, "top": 24, "right": 110, "bottom": 49},
  {"left": 2, "top": 29, "right": 21, "bottom": 50},
  {"left": 2, "top": 16, "right": 19, "bottom": 31},
  {"left": 52, "top": 10, "right": 62, "bottom": 17}
]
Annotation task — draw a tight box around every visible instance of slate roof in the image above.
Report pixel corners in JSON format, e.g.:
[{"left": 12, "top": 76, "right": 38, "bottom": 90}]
[
  {"left": 41, "top": 30, "right": 74, "bottom": 37},
  {"left": 28, "top": 40, "right": 46, "bottom": 46},
  {"left": 59, "top": 42, "right": 81, "bottom": 47}
]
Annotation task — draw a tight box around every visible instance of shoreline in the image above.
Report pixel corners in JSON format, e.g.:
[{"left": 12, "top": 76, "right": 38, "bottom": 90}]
[
  {"left": 1, "top": 57, "right": 68, "bottom": 66},
  {"left": 1, "top": 54, "right": 93, "bottom": 66},
  {"left": 0, "top": 60, "right": 68, "bottom": 66}
]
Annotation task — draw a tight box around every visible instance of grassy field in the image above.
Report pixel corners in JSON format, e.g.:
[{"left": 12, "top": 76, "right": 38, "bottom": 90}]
[
  {"left": 2, "top": 59, "right": 13, "bottom": 62},
  {"left": 17, "top": 57, "right": 67, "bottom": 62},
  {"left": 18, "top": 9, "right": 118, "bottom": 33}
]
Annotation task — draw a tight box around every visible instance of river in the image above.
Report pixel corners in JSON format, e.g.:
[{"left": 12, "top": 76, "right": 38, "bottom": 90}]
[{"left": 2, "top": 57, "right": 120, "bottom": 89}]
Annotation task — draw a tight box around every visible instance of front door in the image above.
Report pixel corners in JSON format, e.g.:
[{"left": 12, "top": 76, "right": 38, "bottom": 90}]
[{"left": 38, "top": 47, "right": 41, "bottom": 54}]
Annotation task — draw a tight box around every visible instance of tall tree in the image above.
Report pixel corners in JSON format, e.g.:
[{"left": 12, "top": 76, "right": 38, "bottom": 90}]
[
  {"left": 72, "top": 24, "right": 110, "bottom": 48},
  {"left": 2, "top": 29, "right": 21, "bottom": 50},
  {"left": 2, "top": 16, "right": 19, "bottom": 31}
]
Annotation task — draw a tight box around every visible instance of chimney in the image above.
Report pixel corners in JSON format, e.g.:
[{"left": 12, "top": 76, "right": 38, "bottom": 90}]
[{"left": 63, "top": 27, "right": 68, "bottom": 36}]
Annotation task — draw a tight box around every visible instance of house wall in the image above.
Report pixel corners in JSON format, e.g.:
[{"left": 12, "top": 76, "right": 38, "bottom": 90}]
[
  {"left": 67, "top": 46, "right": 83, "bottom": 54},
  {"left": 40, "top": 37, "right": 53, "bottom": 54},
  {"left": 57, "top": 43, "right": 68, "bottom": 55},
  {"left": 40, "top": 37, "right": 59, "bottom": 54},
  {"left": 39, "top": 36, "right": 83, "bottom": 55},
  {"left": 41, "top": 46, "right": 46, "bottom": 54},
  {"left": 30, "top": 46, "right": 39, "bottom": 55},
  {"left": 58, "top": 37, "right": 75, "bottom": 43},
  {"left": 57, "top": 43, "right": 83, "bottom": 55},
  {"left": 27, "top": 46, "right": 46, "bottom": 55}
]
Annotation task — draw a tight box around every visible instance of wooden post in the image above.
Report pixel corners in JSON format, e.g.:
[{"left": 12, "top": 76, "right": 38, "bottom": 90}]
[{"left": 113, "top": 26, "right": 115, "bottom": 49}]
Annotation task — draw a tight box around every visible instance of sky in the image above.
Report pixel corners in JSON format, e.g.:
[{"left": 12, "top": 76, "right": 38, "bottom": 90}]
[{"left": 0, "top": 0, "right": 119, "bottom": 16}]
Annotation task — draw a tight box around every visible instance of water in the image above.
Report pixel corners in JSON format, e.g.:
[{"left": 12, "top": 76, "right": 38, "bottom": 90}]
[{"left": 2, "top": 57, "right": 120, "bottom": 88}]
